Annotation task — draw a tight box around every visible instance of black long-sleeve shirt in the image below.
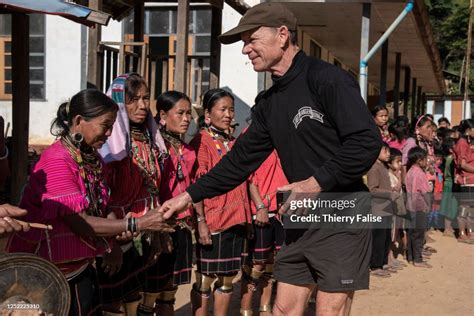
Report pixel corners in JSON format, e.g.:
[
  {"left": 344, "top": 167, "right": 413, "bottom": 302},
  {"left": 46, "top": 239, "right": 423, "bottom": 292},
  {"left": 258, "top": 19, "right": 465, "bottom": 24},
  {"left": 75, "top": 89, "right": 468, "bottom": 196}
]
[{"left": 187, "top": 51, "right": 382, "bottom": 202}]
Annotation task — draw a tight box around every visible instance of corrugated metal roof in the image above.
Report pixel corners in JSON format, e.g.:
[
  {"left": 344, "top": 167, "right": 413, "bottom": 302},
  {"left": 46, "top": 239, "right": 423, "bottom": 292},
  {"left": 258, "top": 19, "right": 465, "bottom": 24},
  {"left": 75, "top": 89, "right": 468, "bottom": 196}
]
[{"left": 0, "top": 0, "right": 111, "bottom": 26}]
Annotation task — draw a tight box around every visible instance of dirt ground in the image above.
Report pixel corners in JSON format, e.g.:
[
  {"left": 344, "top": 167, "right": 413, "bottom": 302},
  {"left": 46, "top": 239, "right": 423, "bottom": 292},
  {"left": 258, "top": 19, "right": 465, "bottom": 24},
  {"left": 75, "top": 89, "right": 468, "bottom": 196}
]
[
  {"left": 173, "top": 230, "right": 474, "bottom": 315},
  {"left": 0, "top": 230, "right": 471, "bottom": 315}
]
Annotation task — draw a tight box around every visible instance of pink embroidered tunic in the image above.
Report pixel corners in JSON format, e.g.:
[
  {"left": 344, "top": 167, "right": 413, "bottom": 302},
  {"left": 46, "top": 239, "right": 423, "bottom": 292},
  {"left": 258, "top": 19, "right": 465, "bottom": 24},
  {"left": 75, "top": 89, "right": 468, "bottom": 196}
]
[
  {"left": 159, "top": 140, "right": 196, "bottom": 219},
  {"left": 7, "top": 141, "right": 110, "bottom": 275}
]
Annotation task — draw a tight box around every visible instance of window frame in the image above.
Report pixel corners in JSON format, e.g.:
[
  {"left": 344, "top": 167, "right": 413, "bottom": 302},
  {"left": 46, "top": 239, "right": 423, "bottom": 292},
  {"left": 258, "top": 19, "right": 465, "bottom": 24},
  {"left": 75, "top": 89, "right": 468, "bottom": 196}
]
[{"left": 0, "top": 13, "right": 46, "bottom": 101}]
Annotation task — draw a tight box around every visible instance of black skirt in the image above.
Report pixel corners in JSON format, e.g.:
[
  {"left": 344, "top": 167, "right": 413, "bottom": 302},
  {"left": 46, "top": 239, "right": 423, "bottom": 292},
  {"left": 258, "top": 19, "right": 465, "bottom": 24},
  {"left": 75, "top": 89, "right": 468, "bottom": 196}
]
[
  {"left": 144, "top": 226, "right": 193, "bottom": 292},
  {"left": 196, "top": 224, "right": 247, "bottom": 275},
  {"left": 96, "top": 243, "right": 148, "bottom": 304}
]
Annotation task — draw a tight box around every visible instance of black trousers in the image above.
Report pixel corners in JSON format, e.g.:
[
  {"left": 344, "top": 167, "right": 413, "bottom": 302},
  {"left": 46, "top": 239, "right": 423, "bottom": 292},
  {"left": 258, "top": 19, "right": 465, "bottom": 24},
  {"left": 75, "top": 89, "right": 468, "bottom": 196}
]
[
  {"left": 370, "top": 215, "right": 392, "bottom": 270},
  {"left": 406, "top": 211, "right": 427, "bottom": 263},
  {"left": 68, "top": 266, "right": 100, "bottom": 316}
]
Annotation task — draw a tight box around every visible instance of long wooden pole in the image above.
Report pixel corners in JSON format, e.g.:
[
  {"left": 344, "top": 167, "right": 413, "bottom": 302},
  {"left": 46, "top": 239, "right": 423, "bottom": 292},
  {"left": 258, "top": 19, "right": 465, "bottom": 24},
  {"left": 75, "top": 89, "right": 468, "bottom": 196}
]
[
  {"left": 175, "top": 0, "right": 190, "bottom": 93},
  {"left": 463, "top": 0, "right": 473, "bottom": 118},
  {"left": 11, "top": 13, "right": 29, "bottom": 204}
]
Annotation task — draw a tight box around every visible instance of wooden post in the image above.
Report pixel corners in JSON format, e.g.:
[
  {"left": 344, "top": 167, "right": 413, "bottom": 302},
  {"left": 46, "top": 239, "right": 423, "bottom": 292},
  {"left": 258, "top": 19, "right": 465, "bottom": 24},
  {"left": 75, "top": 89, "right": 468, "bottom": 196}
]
[
  {"left": 411, "top": 78, "right": 417, "bottom": 119},
  {"left": 119, "top": 44, "right": 125, "bottom": 75},
  {"left": 162, "top": 59, "right": 169, "bottom": 93},
  {"left": 112, "top": 51, "right": 118, "bottom": 79},
  {"left": 197, "top": 58, "right": 203, "bottom": 101},
  {"left": 105, "top": 49, "right": 112, "bottom": 90},
  {"left": 150, "top": 60, "right": 157, "bottom": 102},
  {"left": 393, "top": 52, "right": 401, "bottom": 117},
  {"left": 87, "top": 0, "right": 103, "bottom": 89},
  {"left": 209, "top": 2, "right": 223, "bottom": 89},
  {"left": 141, "top": 44, "right": 148, "bottom": 78},
  {"left": 421, "top": 92, "right": 426, "bottom": 115},
  {"left": 133, "top": 1, "right": 144, "bottom": 73},
  {"left": 403, "top": 67, "right": 411, "bottom": 116},
  {"left": 11, "top": 13, "right": 29, "bottom": 204},
  {"left": 379, "top": 39, "right": 389, "bottom": 106},
  {"left": 416, "top": 86, "right": 423, "bottom": 115},
  {"left": 175, "top": 0, "right": 190, "bottom": 93}
]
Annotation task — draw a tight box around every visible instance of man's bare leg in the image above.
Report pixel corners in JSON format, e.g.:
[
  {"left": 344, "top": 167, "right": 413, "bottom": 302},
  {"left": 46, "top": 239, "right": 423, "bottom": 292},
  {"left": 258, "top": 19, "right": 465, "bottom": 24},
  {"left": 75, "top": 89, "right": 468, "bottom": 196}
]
[
  {"left": 316, "top": 290, "right": 354, "bottom": 316},
  {"left": 273, "top": 282, "right": 314, "bottom": 316}
]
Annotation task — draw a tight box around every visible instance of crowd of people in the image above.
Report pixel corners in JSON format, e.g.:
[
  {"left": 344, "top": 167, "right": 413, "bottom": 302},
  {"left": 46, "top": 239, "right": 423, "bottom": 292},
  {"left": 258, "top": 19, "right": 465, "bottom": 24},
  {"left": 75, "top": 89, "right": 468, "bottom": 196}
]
[
  {"left": 0, "top": 72, "right": 290, "bottom": 315},
  {"left": 0, "top": 2, "right": 473, "bottom": 316},
  {"left": 369, "top": 105, "right": 474, "bottom": 279}
]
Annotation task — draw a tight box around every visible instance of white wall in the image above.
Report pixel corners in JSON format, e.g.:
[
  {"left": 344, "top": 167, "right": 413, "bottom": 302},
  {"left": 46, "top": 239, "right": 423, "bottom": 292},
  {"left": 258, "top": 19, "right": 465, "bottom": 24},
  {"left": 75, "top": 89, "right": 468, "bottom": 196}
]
[
  {"left": 102, "top": 19, "right": 122, "bottom": 43},
  {"left": 0, "top": 16, "right": 83, "bottom": 145},
  {"left": 220, "top": 3, "right": 259, "bottom": 129},
  {"left": 0, "top": 16, "right": 123, "bottom": 145}
]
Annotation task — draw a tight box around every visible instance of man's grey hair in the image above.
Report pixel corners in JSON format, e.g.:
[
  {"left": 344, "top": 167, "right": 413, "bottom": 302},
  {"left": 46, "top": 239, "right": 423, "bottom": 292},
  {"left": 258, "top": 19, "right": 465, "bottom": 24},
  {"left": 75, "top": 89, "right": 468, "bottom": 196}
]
[
  {"left": 271, "top": 27, "right": 298, "bottom": 46},
  {"left": 289, "top": 30, "right": 298, "bottom": 46}
]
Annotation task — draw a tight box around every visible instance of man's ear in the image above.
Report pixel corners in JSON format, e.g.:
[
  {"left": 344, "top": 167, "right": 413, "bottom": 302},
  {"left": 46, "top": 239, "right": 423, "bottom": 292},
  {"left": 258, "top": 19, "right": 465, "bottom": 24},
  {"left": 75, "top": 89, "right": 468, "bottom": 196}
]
[{"left": 278, "top": 25, "right": 290, "bottom": 48}]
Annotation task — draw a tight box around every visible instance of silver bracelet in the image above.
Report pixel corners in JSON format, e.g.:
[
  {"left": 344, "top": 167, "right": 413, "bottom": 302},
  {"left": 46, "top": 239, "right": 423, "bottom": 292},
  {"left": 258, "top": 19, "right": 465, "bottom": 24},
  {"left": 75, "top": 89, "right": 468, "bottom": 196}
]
[{"left": 0, "top": 147, "right": 8, "bottom": 160}]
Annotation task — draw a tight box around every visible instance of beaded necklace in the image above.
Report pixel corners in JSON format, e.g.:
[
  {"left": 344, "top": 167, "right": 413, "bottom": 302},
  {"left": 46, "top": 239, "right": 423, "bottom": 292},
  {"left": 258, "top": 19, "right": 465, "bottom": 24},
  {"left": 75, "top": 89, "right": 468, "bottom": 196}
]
[
  {"left": 129, "top": 124, "right": 161, "bottom": 196},
  {"left": 162, "top": 130, "right": 186, "bottom": 181},
  {"left": 61, "top": 135, "right": 107, "bottom": 217},
  {"left": 207, "top": 126, "right": 233, "bottom": 157}
]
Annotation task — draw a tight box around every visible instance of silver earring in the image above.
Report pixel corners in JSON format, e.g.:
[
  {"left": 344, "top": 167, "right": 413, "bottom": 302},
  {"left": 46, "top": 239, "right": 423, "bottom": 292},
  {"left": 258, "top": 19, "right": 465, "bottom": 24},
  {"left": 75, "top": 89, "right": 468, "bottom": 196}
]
[{"left": 71, "top": 132, "right": 84, "bottom": 146}]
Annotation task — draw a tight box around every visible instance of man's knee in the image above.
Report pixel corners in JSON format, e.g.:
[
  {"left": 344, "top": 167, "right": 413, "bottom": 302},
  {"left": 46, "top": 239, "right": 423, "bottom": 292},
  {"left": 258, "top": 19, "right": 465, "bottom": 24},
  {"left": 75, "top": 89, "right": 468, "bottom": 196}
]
[
  {"left": 273, "top": 282, "right": 313, "bottom": 315},
  {"left": 316, "top": 291, "right": 353, "bottom": 316}
]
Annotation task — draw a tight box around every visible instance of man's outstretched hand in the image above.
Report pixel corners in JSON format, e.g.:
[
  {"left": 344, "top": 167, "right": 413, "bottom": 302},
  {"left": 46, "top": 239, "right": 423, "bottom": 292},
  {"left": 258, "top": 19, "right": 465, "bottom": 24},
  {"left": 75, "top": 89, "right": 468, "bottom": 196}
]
[
  {"left": 277, "top": 176, "right": 322, "bottom": 216},
  {"left": 158, "top": 191, "right": 194, "bottom": 219}
]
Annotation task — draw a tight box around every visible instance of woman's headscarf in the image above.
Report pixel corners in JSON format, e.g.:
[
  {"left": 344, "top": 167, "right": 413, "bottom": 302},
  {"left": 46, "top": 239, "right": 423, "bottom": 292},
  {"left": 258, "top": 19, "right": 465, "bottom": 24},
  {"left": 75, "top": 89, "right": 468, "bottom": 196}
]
[{"left": 99, "top": 73, "right": 166, "bottom": 163}]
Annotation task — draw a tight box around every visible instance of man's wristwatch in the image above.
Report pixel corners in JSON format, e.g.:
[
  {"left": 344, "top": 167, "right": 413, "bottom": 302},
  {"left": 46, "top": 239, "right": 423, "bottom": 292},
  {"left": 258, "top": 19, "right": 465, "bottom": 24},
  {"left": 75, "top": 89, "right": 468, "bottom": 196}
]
[
  {"left": 197, "top": 215, "right": 206, "bottom": 223},
  {"left": 256, "top": 203, "right": 267, "bottom": 211}
]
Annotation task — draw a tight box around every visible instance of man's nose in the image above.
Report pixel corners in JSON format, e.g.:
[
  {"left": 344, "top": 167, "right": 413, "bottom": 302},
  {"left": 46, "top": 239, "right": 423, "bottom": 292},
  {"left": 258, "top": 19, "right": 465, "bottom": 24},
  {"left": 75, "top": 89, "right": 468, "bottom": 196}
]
[{"left": 242, "top": 43, "right": 251, "bottom": 55}]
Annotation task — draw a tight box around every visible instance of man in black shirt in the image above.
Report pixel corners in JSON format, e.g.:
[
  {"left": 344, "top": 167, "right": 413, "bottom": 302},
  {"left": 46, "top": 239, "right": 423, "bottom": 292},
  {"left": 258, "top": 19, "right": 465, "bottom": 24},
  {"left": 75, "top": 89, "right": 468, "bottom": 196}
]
[{"left": 160, "top": 3, "right": 381, "bottom": 315}]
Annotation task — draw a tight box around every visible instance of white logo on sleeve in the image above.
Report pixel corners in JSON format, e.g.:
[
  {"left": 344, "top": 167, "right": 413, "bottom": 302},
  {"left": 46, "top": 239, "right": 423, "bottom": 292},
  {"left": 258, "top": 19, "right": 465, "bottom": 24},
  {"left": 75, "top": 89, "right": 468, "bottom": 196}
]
[{"left": 293, "top": 106, "right": 324, "bottom": 129}]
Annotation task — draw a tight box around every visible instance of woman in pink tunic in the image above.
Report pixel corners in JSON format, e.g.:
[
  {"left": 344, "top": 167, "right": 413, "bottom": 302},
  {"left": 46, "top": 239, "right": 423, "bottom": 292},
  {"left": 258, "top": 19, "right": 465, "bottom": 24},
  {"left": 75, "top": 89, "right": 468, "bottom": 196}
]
[
  {"left": 145, "top": 90, "right": 196, "bottom": 315},
  {"left": 6, "top": 89, "right": 173, "bottom": 316}
]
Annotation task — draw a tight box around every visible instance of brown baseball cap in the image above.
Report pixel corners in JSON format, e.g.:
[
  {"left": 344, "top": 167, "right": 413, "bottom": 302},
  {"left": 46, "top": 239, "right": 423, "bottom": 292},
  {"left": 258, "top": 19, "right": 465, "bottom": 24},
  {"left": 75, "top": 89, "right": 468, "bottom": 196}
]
[{"left": 218, "top": 2, "right": 298, "bottom": 45}]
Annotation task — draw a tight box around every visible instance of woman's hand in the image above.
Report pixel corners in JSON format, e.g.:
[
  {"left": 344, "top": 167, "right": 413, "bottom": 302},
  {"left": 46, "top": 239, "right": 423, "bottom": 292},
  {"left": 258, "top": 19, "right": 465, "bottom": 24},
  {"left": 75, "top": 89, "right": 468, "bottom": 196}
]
[
  {"left": 138, "top": 209, "right": 176, "bottom": 233},
  {"left": 102, "top": 244, "right": 123, "bottom": 276},
  {"left": 115, "top": 230, "right": 137, "bottom": 242},
  {"left": 255, "top": 208, "right": 270, "bottom": 227},
  {"left": 0, "top": 204, "right": 30, "bottom": 236},
  {"left": 197, "top": 221, "right": 212, "bottom": 245}
]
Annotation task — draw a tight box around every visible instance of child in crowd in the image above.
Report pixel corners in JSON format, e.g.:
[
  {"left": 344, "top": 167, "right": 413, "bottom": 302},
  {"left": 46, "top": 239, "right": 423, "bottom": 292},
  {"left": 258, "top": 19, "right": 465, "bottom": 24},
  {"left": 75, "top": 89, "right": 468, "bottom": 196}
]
[
  {"left": 371, "top": 105, "right": 390, "bottom": 143},
  {"left": 405, "top": 147, "right": 432, "bottom": 268},
  {"left": 388, "top": 119, "right": 408, "bottom": 151},
  {"left": 367, "top": 143, "right": 396, "bottom": 278},
  {"left": 428, "top": 149, "right": 444, "bottom": 229},
  {"left": 439, "top": 138, "right": 458, "bottom": 236},
  {"left": 387, "top": 148, "right": 407, "bottom": 269}
]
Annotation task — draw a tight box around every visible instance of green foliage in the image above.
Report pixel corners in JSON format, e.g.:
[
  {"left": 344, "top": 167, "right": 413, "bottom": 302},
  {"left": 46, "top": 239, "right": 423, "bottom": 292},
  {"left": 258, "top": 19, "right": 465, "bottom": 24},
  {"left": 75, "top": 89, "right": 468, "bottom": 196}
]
[{"left": 426, "top": 0, "right": 471, "bottom": 93}]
